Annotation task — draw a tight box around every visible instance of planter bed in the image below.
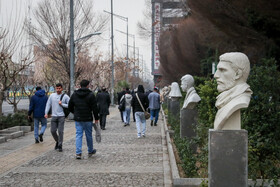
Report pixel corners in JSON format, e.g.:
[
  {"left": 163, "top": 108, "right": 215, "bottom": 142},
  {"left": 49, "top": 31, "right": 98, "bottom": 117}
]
[{"left": 162, "top": 109, "right": 280, "bottom": 187}]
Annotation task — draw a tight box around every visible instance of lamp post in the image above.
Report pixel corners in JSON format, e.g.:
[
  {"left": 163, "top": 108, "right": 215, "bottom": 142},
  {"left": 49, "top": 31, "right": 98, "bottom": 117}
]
[
  {"left": 119, "top": 31, "right": 135, "bottom": 76},
  {"left": 70, "top": 32, "right": 101, "bottom": 95},
  {"left": 103, "top": 10, "right": 129, "bottom": 83}
]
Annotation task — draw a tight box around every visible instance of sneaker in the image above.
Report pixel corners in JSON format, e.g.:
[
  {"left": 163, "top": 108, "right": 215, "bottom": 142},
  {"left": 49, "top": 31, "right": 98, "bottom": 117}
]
[
  {"left": 124, "top": 123, "right": 127, "bottom": 127},
  {"left": 88, "top": 149, "right": 97, "bottom": 157},
  {"left": 58, "top": 145, "right": 63, "bottom": 152},
  {"left": 142, "top": 134, "right": 146, "bottom": 138},
  {"left": 76, "top": 154, "right": 82, "bottom": 159},
  {"left": 150, "top": 120, "right": 154, "bottom": 126},
  {"left": 39, "top": 134, "right": 43, "bottom": 142},
  {"left": 35, "top": 139, "right": 39, "bottom": 144},
  {"left": 154, "top": 123, "right": 157, "bottom": 126},
  {"left": 54, "top": 142, "right": 59, "bottom": 150},
  {"left": 137, "top": 136, "right": 141, "bottom": 139}
]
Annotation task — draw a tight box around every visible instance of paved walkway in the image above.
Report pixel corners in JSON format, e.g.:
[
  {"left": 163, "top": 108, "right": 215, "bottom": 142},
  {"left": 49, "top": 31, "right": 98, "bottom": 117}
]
[{"left": 0, "top": 106, "right": 171, "bottom": 187}]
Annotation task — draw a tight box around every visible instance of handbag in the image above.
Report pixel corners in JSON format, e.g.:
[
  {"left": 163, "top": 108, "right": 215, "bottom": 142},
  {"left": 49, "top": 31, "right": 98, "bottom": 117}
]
[
  {"left": 118, "top": 96, "right": 126, "bottom": 111},
  {"left": 93, "top": 122, "right": 101, "bottom": 143},
  {"left": 136, "top": 93, "right": 150, "bottom": 120}
]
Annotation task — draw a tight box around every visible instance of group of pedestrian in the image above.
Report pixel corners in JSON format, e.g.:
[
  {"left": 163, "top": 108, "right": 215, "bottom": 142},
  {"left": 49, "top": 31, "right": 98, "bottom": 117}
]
[
  {"left": 117, "top": 85, "right": 161, "bottom": 138},
  {"left": 28, "top": 80, "right": 110, "bottom": 159}
]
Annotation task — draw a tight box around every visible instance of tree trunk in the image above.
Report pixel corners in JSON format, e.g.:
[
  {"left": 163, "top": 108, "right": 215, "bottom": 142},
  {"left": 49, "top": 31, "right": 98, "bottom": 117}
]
[
  {"left": 0, "top": 91, "right": 3, "bottom": 117},
  {"left": 13, "top": 103, "right": 18, "bottom": 113}
]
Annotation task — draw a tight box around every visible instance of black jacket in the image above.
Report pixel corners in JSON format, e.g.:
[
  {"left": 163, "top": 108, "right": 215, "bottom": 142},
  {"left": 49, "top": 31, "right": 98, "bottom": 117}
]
[
  {"left": 117, "top": 90, "right": 126, "bottom": 105},
  {"left": 96, "top": 91, "right": 111, "bottom": 115},
  {"left": 68, "top": 88, "right": 99, "bottom": 121},
  {"left": 132, "top": 85, "right": 149, "bottom": 112}
]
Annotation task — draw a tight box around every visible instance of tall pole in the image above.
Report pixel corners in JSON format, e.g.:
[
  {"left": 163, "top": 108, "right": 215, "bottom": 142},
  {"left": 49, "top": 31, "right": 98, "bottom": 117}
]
[
  {"left": 133, "top": 35, "right": 135, "bottom": 77},
  {"left": 126, "top": 20, "right": 128, "bottom": 82},
  {"left": 110, "top": 0, "right": 114, "bottom": 104},
  {"left": 70, "top": 0, "right": 74, "bottom": 95}
]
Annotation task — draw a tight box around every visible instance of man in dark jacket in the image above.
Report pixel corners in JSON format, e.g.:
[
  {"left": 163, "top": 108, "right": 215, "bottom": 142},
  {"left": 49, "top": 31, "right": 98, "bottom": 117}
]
[
  {"left": 28, "top": 87, "right": 48, "bottom": 143},
  {"left": 117, "top": 87, "right": 126, "bottom": 122},
  {"left": 68, "top": 80, "right": 99, "bottom": 159},
  {"left": 131, "top": 85, "right": 149, "bottom": 138},
  {"left": 96, "top": 86, "right": 111, "bottom": 130}
]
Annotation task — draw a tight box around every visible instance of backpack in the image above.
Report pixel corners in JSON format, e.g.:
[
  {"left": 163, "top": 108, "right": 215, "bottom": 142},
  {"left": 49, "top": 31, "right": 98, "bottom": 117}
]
[
  {"left": 60, "top": 93, "right": 70, "bottom": 117},
  {"left": 118, "top": 96, "right": 126, "bottom": 111}
]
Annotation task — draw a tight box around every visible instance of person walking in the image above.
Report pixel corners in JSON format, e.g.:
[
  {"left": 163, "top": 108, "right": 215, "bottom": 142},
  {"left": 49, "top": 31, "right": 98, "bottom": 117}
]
[
  {"left": 117, "top": 87, "right": 126, "bottom": 122},
  {"left": 120, "top": 88, "right": 133, "bottom": 127},
  {"left": 148, "top": 87, "right": 161, "bottom": 126},
  {"left": 131, "top": 85, "right": 149, "bottom": 138},
  {"left": 28, "top": 86, "right": 48, "bottom": 143},
  {"left": 96, "top": 86, "right": 111, "bottom": 130},
  {"left": 44, "top": 83, "right": 69, "bottom": 152},
  {"left": 68, "top": 80, "right": 99, "bottom": 159}
]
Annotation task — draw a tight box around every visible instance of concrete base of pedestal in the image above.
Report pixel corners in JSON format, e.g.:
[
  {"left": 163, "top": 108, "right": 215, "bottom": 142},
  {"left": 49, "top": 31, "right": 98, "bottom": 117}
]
[
  {"left": 208, "top": 129, "right": 248, "bottom": 187},
  {"left": 180, "top": 109, "right": 197, "bottom": 139},
  {"left": 170, "top": 100, "right": 180, "bottom": 119}
]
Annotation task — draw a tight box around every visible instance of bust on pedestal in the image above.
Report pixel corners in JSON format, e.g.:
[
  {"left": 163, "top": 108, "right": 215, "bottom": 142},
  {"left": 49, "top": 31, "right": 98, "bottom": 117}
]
[
  {"left": 168, "top": 82, "right": 182, "bottom": 119},
  {"left": 180, "top": 74, "right": 201, "bottom": 138},
  {"left": 209, "top": 52, "right": 253, "bottom": 187}
]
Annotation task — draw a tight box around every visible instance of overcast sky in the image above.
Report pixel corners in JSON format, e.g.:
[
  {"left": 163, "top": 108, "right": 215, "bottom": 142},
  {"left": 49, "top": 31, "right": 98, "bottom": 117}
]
[{"left": 0, "top": 0, "right": 152, "bottom": 80}]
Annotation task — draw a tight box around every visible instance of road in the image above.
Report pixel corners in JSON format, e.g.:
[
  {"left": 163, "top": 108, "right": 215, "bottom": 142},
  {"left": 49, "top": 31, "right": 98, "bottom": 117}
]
[{"left": 2, "top": 99, "right": 30, "bottom": 115}]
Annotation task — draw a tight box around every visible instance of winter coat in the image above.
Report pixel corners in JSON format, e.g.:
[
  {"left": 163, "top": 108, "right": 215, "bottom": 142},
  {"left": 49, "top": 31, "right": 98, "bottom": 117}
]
[
  {"left": 121, "top": 93, "right": 133, "bottom": 109},
  {"left": 96, "top": 91, "right": 111, "bottom": 115},
  {"left": 68, "top": 88, "right": 99, "bottom": 121},
  {"left": 148, "top": 91, "right": 161, "bottom": 110},
  {"left": 117, "top": 90, "right": 126, "bottom": 105},
  {"left": 28, "top": 89, "right": 48, "bottom": 118},
  {"left": 132, "top": 85, "right": 149, "bottom": 112}
]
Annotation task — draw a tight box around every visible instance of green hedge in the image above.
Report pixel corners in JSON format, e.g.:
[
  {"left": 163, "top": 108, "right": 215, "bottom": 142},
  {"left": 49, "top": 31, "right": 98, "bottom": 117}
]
[
  {"left": 0, "top": 110, "right": 31, "bottom": 130},
  {"left": 168, "top": 59, "right": 280, "bottom": 184}
]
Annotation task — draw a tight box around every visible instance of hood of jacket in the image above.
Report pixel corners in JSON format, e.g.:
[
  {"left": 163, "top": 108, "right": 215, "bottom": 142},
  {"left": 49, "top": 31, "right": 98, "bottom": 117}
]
[
  {"left": 125, "top": 94, "right": 132, "bottom": 100},
  {"left": 137, "top": 85, "right": 144, "bottom": 93},
  {"left": 35, "top": 89, "right": 46, "bottom": 97},
  {"left": 75, "top": 87, "right": 92, "bottom": 98}
]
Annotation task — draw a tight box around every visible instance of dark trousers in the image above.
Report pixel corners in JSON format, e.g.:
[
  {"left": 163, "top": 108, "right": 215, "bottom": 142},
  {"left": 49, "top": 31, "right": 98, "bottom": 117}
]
[
  {"left": 132, "top": 107, "right": 136, "bottom": 122},
  {"left": 100, "top": 114, "right": 107, "bottom": 129},
  {"left": 120, "top": 111, "right": 124, "bottom": 122},
  {"left": 51, "top": 116, "right": 65, "bottom": 146}
]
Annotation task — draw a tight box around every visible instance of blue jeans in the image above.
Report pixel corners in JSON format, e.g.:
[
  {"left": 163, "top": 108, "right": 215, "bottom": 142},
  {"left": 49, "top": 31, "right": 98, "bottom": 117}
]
[
  {"left": 122, "top": 108, "right": 131, "bottom": 124},
  {"left": 34, "top": 118, "right": 47, "bottom": 140},
  {"left": 75, "top": 121, "right": 94, "bottom": 154},
  {"left": 150, "top": 109, "right": 160, "bottom": 124},
  {"left": 135, "top": 112, "right": 146, "bottom": 137}
]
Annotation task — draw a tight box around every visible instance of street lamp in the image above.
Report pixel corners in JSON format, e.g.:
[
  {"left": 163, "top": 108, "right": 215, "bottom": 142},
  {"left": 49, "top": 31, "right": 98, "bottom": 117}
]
[
  {"left": 70, "top": 32, "right": 101, "bottom": 95},
  {"left": 104, "top": 10, "right": 129, "bottom": 83}
]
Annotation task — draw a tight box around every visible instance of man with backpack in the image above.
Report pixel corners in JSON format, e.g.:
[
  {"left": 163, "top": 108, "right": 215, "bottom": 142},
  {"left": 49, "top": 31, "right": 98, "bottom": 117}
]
[{"left": 44, "top": 83, "right": 70, "bottom": 152}]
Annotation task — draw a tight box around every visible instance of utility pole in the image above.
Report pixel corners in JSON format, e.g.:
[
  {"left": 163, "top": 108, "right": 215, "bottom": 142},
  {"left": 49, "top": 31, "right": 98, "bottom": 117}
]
[
  {"left": 70, "top": 0, "right": 74, "bottom": 95},
  {"left": 104, "top": 11, "right": 128, "bottom": 83},
  {"left": 110, "top": 0, "right": 115, "bottom": 104}
]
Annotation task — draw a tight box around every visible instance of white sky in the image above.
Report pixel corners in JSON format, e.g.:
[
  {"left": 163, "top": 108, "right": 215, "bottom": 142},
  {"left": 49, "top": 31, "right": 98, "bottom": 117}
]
[{"left": 0, "top": 0, "right": 152, "bottom": 81}]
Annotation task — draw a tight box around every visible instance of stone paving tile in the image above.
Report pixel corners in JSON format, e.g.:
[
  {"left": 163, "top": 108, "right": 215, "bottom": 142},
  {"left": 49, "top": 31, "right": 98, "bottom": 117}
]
[
  {"left": 0, "top": 172, "right": 164, "bottom": 187},
  {"left": 0, "top": 106, "right": 170, "bottom": 186}
]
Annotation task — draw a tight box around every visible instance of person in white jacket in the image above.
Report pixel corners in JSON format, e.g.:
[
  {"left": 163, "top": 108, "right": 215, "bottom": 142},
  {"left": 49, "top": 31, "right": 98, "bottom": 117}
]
[{"left": 120, "top": 88, "right": 133, "bottom": 127}]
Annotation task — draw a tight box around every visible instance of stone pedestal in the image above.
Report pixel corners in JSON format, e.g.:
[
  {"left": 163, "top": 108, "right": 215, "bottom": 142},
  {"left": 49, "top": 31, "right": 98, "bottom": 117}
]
[
  {"left": 180, "top": 109, "right": 197, "bottom": 138},
  {"left": 167, "top": 98, "right": 171, "bottom": 114},
  {"left": 209, "top": 129, "right": 248, "bottom": 187},
  {"left": 170, "top": 99, "right": 180, "bottom": 119}
]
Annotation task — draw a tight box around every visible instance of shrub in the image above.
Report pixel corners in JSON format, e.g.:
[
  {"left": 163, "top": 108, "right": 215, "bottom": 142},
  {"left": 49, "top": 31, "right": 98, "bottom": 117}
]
[
  {"left": 242, "top": 58, "right": 280, "bottom": 181},
  {"left": 0, "top": 110, "right": 31, "bottom": 130},
  {"left": 169, "top": 59, "right": 280, "bottom": 183}
]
